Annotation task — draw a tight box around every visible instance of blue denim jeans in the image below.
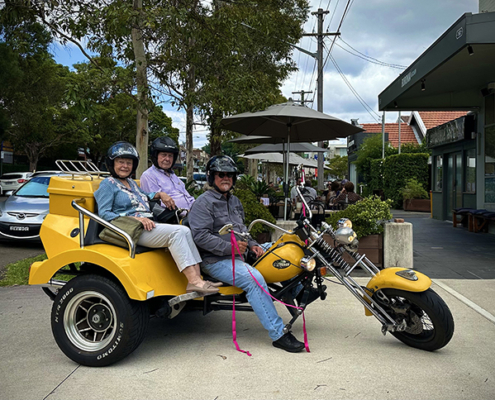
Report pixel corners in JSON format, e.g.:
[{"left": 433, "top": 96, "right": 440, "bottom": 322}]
[{"left": 201, "top": 258, "right": 285, "bottom": 341}]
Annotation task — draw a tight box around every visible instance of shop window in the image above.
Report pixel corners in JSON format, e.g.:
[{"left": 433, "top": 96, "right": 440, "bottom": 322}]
[
  {"left": 485, "top": 125, "right": 495, "bottom": 203},
  {"left": 465, "top": 149, "right": 476, "bottom": 193},
  {"left": 434, "top": 155, "right": 443, "bottom": 191}
]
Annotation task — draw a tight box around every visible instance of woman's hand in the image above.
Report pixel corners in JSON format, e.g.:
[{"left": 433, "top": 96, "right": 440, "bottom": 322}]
[
  {"left": 156, "top": 192, "right": 176, "bottom": 209},
  {"left": 133, "top": 216, "right": 155, "bottom": 231}
]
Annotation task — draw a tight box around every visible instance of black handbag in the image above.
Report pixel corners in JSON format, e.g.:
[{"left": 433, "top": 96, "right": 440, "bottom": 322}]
[
  {"left": 151, "top": 203, "right": 181, "bottom": 224},
  {"left": 99, "top": 216, "right": 144, "bottom": 248}
]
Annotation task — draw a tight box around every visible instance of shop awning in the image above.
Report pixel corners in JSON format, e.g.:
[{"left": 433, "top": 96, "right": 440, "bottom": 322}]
[{"left": 378, "top": 12, "right": 495, "bottom": 111}]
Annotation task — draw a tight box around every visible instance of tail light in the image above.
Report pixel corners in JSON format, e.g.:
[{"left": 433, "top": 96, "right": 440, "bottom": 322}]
[{"left": 17, "top": 179, "right": 28, "bottom": 183}]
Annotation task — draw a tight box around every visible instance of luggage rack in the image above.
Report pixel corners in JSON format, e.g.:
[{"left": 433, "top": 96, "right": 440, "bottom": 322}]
[{"left": 55, "top": 160, "right": 109, "bottom": 180}]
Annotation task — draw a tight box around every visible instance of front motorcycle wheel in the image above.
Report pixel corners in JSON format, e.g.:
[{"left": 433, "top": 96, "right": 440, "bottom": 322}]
[
  {"left": 374, "top": 288, "right": 454, "bottom": 351},
  {"left": 51, "top": 274, "right": 149, "bottom": 367}
]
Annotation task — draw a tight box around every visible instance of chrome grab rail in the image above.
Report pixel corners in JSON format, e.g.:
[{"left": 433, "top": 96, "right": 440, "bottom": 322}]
[{"left": 71, "top": 199, "right": 137, "bottom": 258}]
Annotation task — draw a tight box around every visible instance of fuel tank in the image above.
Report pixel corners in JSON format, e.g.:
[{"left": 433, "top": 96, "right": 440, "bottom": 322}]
[{"left": 252, "top": 233, "right": 306, "bottom": 283}]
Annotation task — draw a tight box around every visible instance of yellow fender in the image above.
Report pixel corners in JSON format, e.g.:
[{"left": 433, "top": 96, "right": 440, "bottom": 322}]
[
  {"left": 29, "top": 247, "right": 188, "bottom": 301},
  {"left": 363, "top": 267, "right": 431, "bottom": 316}
]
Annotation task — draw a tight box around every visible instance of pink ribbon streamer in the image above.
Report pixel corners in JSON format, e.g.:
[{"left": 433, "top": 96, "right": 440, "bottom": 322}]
[{"left": 230, "top": 231, "right": 310, "bottom": 355}]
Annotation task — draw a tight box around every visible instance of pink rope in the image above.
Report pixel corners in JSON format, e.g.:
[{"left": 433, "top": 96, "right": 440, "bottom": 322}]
[
  {"left": 230, "top": 232, "right": 310, "bottom": 354},
  {"left": 230, "top": 234, "right": 252, "bottom": 357}
]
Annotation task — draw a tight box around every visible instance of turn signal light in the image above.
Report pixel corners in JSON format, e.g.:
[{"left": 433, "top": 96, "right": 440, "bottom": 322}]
[{"left": 319, "top": 266, "right": 327, "bottom": 276}]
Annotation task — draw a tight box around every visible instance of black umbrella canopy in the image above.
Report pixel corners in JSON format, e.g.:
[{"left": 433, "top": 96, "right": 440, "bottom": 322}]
[
  {"left": 221, "top": 99, "right": 363, "bottom": 141},
  {"left": 243, "top": 142, "right": 327, "bottom": 155}
]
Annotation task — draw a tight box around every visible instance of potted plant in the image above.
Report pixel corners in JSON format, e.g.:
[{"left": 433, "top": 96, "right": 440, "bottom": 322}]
[
  {"left": 325, "top": 196, "right": 393, "bottom": 268},
  {"left": 400, "top": 178, "right": 430, "bottom": 212}
]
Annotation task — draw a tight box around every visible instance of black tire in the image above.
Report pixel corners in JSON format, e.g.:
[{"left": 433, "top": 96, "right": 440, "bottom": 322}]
[
  {"left": 51, "top": 274, "right": 149, "bottom": 367},
  {"left": 374, "top": 288, "right": 454, "bottom": 351}
]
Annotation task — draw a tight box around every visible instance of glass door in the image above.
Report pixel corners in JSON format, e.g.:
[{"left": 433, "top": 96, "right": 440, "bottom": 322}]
[{"left": 446, "top": 152, "right": 462, "bottom": 218}]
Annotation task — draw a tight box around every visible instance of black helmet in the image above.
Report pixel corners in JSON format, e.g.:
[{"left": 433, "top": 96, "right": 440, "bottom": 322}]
[
  {"left": 105, "top": 141, "right": 139, "bottom": 179},
  {"left": 150, "top": 136, "right": 179, "bottom": 170},
  {"left": 206, "top": 155, "right": 239, "bottom": 187}
]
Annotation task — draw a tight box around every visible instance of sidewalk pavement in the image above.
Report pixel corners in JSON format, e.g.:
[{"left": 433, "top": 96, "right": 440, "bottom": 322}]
[{"left": 0, "top": 211, "right": 494, "bottom": 400}]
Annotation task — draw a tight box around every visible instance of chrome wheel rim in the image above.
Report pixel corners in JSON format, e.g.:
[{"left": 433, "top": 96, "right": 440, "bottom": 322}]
[{"left": 64, "top": 291, "right": 117, "bottom": 352}]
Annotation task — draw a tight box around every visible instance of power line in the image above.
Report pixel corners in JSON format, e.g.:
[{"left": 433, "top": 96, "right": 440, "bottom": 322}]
[
  {"left": 326, "top": 52, "right": 381, "bottom": 123},
  {"left": 337, "top": 37, "right": 407, "bottom": 69}
]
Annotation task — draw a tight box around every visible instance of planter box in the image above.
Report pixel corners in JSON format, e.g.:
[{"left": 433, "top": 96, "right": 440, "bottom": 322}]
[
  {"left": 323, "top": 233, "right": 383, "bottom": 269},
  {"left": 403, "top": 199, "right": 430, "bottom": 212}
]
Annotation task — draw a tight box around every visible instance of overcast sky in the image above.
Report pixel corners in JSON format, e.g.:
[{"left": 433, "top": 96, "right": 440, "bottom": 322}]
[{"left": 51, "top": 0, "right": 480, "bottom": 148}]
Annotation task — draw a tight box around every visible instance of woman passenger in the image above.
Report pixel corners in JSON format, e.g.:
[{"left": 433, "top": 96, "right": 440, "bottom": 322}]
[{"left": 94, "top": 141, "right": 219, "bottom": 295}]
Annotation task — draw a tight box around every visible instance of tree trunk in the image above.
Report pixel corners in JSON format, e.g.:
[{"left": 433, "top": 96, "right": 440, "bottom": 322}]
[
  {"left": 186, "top": 103, "right": 194, "bottom": 181},
  {"left": 209, "top": 109, "right": 223, "bottom": 156},
  {"left": 132, "top": 0, "right": 149, "bottom": 178}
]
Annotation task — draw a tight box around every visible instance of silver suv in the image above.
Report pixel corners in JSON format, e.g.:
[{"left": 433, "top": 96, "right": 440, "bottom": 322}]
[{"left": 0, "top": 172, "right": 33, "bottom": 195}]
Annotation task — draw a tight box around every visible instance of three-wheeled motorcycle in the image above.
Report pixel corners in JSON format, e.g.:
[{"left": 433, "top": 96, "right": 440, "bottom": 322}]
[{"left": 29, "top": 161, "right": 454, "bottom": 366}]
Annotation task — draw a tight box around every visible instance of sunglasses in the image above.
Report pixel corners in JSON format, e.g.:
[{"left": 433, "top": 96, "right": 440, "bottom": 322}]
[{"left": 216, "top": 172, "right": 235, "bottom": 178}]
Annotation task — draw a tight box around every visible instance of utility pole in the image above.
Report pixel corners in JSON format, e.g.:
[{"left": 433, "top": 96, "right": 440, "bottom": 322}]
[
  {"left": 303, "top": 8, "right": 339, "bottom": 190},
  {"left": 292, "top": 90, "right": 313, "bottom": 106}
]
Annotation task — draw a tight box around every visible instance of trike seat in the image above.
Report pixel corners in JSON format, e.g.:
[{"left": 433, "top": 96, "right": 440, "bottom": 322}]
[{"left": 83, "top": 215, "right": 156, "bottom": 255}]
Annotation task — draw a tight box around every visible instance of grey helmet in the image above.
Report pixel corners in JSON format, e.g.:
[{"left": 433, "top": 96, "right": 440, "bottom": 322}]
[
  {"left": 105, "top": 141, "right": 139, "bottom": 179},
  {"left": 150, "top": 136, "right": 179, "bottom": 170},
  {"left": 206, "top": 155, "right": 239, "bottom": 190}
]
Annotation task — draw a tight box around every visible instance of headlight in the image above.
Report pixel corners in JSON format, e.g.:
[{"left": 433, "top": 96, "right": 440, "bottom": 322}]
[
  {"left": 337, "top": 218, "right": 352, "bottom": 229},
  {"left": 300, "top": 257, "right": 316, "bottom": 271},
  {"left": 334, "top": 226, "right": 357, "bottom": 244}
]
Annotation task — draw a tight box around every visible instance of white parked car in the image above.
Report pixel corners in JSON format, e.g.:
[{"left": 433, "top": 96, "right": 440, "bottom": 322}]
[{"left": 0, "top": 172, "right": 33, "bottom": 195}]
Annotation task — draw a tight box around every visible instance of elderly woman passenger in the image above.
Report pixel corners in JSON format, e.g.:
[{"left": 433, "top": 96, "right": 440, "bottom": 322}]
[{"left": 94, "top": 141, "right": 220, "bottom": 295}]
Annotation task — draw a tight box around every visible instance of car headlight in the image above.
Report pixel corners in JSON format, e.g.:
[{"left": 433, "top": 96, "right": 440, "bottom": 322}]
[
  {"left": 335, "top": 226, "right": 357, "bottom": 244},
  {"left": 300, "top": 257, "right": 316, "bottom": 271},
  {"left": 337, "top": 218, "right": 352, "bottom": 229}
]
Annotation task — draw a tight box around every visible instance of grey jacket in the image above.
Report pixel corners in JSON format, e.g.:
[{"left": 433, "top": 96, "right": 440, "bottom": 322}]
[{"left": 188, "top": 189, "right": 258, "bottom": 265}]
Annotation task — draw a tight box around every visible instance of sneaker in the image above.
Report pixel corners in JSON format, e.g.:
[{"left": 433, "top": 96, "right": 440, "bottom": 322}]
[{"left": 272, "top": 332, "right": 305, "bottom": 353}]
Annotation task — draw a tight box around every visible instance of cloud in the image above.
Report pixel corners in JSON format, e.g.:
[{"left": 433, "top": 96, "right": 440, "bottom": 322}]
[{"left": 282, "top": 0, "right": 479, "bottom": 127}]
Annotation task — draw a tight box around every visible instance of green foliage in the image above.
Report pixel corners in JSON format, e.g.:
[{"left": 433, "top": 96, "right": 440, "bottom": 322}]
[
  {"left": 234, "top": 187, "right": 276, "bottom": 237},
  {"left": 0, "top": 21, "right": 83, "bottom": 170},
  {"left": 354, "top": 133, "right": 430, "bottom": 188},
  {"left": 383, "top": 153, "right": 429, "bottom": 207},
  {"left": 400, "top": 178, "right": 429, "bottom": 200},
  {"left": 354, "top": 133, "right": 395, "bottom": 184},
  {"left": 368, "top": 159, "right": 384, "bottom": 193},
  {"left": 326, "top": 155, "right": 348, "bottom": 179},
  {"left": 325, "top": 196, "right": 393, "bottom": 239}
]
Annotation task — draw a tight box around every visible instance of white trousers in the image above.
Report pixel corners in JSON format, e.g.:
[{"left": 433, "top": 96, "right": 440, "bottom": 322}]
[{"left": 138, "top": 224, "right": 202, "bottom": 272}]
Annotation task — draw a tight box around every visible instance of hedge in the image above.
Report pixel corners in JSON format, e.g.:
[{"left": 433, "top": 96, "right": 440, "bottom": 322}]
[{"left": 382, "top": 153, "right": 429, "bottom": 207}]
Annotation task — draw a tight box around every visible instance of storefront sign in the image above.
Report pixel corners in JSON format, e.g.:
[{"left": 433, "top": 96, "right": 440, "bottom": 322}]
[{"left": 426, "top": 115, "right": 474, "bottom": 148}]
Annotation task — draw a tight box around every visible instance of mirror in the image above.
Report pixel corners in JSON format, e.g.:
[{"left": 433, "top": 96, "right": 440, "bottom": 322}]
[{"left": 218, "top": 224, "right": 233, "bottom": 235}]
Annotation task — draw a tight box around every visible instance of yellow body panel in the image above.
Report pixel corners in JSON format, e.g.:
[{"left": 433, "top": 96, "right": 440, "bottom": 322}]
[
  {"left": 47, "top": 176, "right": 103, "bottom": 217},
  {"left": 363, "top": 267, "right": 432, "bottom": 316},
  {"left": 29, "top": 246, "right": 188, "bottom": 301},
  {"left": 253, "top": 233, "right": 306, "bottom": 283}
]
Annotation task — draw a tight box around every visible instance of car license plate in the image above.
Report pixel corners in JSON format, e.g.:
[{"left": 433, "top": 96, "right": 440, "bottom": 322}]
[{"left": 10, "top": 226, "right": 29, "bottom": 232}]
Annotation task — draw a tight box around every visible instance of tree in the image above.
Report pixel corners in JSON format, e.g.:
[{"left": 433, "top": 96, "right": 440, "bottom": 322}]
[
  {"left": 326, "top": 155, "right": 348, "bottom": 179},
  {"left": 66, "top": 60, "right": 178, "bottom": 167},
  {"left": 0, "top": 20, "right": 84, "bottom": 170},
  {"left": 353, "top": 133, "right": 396, "bottom": 184}
]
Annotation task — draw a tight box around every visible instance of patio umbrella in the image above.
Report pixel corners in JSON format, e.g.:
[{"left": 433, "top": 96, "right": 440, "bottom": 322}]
[
  {"left": 240, "top": 152, "right": 322, "bottom": 168},
  {"left": 243, "top": 142, "right": 328, "bottom": 155},
  {"left": 221, "top": 99, "right": 363, "bottom": 219}
]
